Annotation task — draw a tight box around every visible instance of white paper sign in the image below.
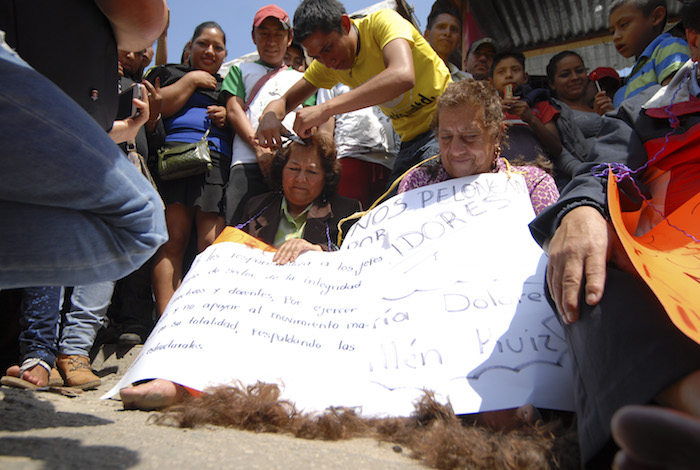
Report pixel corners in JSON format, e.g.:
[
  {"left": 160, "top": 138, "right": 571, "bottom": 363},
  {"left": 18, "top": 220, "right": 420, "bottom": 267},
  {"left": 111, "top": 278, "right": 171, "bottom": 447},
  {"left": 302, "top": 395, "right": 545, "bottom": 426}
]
[{"left": 104, "top": 173, "right": 574, "bottom": 416}]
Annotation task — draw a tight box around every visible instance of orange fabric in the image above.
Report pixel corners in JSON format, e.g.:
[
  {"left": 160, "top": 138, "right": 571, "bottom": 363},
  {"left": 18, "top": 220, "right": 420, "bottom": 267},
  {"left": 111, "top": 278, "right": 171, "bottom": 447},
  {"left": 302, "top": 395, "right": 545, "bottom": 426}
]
[
  {"left": 608, "top": 173, "right": 700, "bottom": 345},
  {"left": 213, "top": 226, "right": 277, "bottom": 252}
]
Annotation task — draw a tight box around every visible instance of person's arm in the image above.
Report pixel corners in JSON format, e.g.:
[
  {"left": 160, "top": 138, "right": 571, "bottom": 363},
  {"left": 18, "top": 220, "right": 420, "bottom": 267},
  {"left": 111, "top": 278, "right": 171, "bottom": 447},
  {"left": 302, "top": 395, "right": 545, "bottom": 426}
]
[
  {"left": 315, "top": 87, "right": 337, "bottom": 136},
  {"left": 531, "top": 90, "right": 655, "bottom": 321},
  {"left": 544, "top": 205, "right": 612, "bottom": 324},
  {"left": 155, "top": 70, "right": 217, "bottom": 118},
  {"left": 317, "top": 115, "right": 335, "bottom": 135},
  {"left": 593, "top": 91, "right": 615, "bottom": 115},
  {"left": 95, "top": 0, "right": 167, "bottom": 52},
  {"left": 142, "top": 78, "right": 162, "bottom": 133},
  {"left": 525, "top": 169, "right": 559, "bottom": 215},
  {"left": 508, "top": 99, "right": 562, "bottom": 156},
  {"left": 226, "top": 95, "right": 274, "bottom": 176},
  {"left": 257, "top": 78, "right": 318, "bottom": 148},
  {"left": 155, "top": 9, "right": 169, "bottom": 66},
  {"left": 226, "top": 95, "right": 257, "bottom": 148},
  {"left": 293, "top": 38, "right": 415, "bottom": 138}
]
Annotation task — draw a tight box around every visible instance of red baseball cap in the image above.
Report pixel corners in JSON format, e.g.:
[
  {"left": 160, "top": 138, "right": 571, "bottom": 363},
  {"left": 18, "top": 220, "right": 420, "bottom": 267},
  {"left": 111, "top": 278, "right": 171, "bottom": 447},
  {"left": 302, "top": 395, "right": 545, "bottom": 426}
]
[
  {"left": 589, "top": 67, "right": 621, "bottom": 84},
  {"left": 253, "top": 4, "right": 291, "bottom": 30}
]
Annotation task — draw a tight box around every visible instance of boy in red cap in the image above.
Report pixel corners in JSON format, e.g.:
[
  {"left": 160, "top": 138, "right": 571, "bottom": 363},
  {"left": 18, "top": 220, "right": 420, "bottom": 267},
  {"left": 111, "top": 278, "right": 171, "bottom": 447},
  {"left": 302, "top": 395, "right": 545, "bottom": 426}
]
[{"left": 222, "top": 4, "right": 315, "bottom": 225}]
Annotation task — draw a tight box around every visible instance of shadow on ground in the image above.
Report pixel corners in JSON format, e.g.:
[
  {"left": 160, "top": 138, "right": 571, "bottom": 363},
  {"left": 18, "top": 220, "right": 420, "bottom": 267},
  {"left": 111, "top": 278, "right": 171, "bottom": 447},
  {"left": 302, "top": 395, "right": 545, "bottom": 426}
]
[
  {"left": 0, "top": 388, "right": 111, "bottom": 432},
  {"left": 0, "top": 436, "right": 139, "bottom": 469}
]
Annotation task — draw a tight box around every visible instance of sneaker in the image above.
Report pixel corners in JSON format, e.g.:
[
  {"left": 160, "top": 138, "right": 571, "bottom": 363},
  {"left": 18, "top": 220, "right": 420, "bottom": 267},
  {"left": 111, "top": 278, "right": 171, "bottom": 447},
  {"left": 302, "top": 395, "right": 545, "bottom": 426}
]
[{"left": 56, "top": 354, "right": 101, "bottom": 390}]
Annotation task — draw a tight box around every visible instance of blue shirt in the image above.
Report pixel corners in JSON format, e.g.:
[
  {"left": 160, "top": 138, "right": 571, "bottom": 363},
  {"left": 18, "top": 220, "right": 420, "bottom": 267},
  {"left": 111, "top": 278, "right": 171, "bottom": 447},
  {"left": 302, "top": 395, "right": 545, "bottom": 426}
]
[{"left": 164, "top": 92, "right": 233, "bottom": 158}]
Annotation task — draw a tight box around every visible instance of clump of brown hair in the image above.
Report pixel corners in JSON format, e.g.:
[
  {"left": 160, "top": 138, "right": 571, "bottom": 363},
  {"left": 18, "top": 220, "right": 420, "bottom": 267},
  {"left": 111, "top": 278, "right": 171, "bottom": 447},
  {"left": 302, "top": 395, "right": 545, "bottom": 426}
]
[{"left": 152, "top": 382, "right": 579, "bottom": 470}]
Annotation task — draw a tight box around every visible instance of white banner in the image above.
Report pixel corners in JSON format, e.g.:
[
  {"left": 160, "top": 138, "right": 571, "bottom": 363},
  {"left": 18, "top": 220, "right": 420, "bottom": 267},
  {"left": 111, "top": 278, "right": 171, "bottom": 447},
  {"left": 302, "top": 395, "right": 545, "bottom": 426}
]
[{"left": 104, "top": 173, "right": 574, "bottom": 416}]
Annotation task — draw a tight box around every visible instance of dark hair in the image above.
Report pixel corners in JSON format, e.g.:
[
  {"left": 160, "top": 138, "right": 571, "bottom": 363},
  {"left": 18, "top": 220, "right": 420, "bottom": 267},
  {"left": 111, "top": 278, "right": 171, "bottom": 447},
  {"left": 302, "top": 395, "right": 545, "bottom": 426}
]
[
  {"left": 610, "top": 0, "right": 668, "bottom": 25},
  {"left": 432, "top": 79, "right": 505, "bottom": 143},
  {"left": 490, "top": 50, "right": 525, "bottom": 77},
  {"left": 293, "top": 0, "right": 347, "bottom": 43},
  {"left": 426, "top": 3, "right": 462, "bottom": 30},
  {"left": 190, "top": 21, "right": 227, "bottom": 46},
  {"left": 180, "top": 42, "right": 190, "bottom": 64},
  {"left": 269, "top": 133, "right": 342, "bottom": 196},
  {"left": 546, "top": 50, "right": 584, "bottom": 84},
  {"left": 682, "top": 0, "right": 700, "bottom": 33},
  {"left": 288, "top": 40, "right": 305, "bottom": 57}
]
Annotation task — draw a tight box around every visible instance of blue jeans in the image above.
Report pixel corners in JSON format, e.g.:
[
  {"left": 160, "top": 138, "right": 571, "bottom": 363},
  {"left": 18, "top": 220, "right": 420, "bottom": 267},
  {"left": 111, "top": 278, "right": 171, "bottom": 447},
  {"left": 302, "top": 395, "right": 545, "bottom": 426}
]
[
  {"left": 59, "top": 282, "right": 115, "bottom": 356},
  {"left": 0, "top": 35, "right": 167, "bottom": 289},
  {"left": 18, "top": 286, "right": 62, "bottom": 367}
]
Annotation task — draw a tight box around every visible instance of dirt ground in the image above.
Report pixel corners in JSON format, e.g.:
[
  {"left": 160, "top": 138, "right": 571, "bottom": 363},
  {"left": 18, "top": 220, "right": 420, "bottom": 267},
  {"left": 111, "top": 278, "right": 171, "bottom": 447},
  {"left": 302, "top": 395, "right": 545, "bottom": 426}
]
[{"left": 0, "top": 345, "right": 425, "bottom": 470}]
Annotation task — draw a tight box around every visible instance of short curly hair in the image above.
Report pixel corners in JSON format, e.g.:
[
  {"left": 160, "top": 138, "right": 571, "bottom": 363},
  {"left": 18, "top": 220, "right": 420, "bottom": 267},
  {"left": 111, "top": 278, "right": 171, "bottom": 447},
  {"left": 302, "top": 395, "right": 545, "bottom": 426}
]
[
  {"left": 268, "top": 132, "right": 342, "bottom": 196},
  {"left": 432, "top": 79, "right": 506, "bottom": 143}
]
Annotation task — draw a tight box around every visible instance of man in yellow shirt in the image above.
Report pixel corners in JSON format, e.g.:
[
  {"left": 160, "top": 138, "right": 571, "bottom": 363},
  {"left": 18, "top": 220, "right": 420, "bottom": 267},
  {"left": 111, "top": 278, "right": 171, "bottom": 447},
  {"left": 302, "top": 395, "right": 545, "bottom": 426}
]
[{"left": 257, "top": 0, "right": 452, "bottom": 188}]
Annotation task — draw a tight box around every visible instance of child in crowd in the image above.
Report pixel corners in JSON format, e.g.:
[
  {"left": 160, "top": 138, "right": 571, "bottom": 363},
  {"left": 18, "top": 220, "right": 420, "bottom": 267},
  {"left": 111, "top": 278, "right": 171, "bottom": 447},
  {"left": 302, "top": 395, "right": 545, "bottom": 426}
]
[
  {"left": 284, "top": 40, "right": 307, "bottom": 72},
  {"left": 489, "top": 50, "right": 562, "bottom": 163},
  {"left": 222, "top": 5, "right": 315, "bottom": 225},
  {"left": 609, "top": 0, "right": 689, "bottom": 107},
  {"left": 424, "top": 3, "right": 471, "bottom": 81}
]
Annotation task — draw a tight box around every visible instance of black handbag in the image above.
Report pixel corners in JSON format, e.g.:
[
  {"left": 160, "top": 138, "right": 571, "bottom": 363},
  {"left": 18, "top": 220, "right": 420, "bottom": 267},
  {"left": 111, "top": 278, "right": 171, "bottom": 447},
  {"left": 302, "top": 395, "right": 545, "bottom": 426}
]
[{"left": 157, "top": 126, "right": 213, "bottom": 180}]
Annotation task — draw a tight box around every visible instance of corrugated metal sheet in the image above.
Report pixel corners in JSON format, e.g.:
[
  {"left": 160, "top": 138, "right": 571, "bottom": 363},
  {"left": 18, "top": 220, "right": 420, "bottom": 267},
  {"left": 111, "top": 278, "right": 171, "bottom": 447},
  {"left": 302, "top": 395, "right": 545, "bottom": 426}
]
[
  {"left": 461, "top": 0, "right": 683, "bottom": 76},
  {"left": 468, "top": 0, "right": 682, "bottom": 51}
]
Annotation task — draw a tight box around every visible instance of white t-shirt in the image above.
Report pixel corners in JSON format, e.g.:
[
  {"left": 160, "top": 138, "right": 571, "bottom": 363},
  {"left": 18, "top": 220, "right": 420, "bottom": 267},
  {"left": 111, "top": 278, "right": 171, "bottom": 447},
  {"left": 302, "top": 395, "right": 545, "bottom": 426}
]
[
  {"left": 317, "top": 83, "right": 399, "bottom": 169},
  {"left": 223, "top": 62, "right": 306, "bottom": 166}
]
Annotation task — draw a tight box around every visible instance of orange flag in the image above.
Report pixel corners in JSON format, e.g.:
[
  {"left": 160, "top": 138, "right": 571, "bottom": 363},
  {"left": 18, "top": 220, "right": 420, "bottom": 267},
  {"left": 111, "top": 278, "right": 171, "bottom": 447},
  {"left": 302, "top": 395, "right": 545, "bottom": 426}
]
[
  {"left": 212, "top": 226, "right": 276, "bottom": 252},
  {"left": 608, "top": 174, "right": 700, "bottom": 344}
]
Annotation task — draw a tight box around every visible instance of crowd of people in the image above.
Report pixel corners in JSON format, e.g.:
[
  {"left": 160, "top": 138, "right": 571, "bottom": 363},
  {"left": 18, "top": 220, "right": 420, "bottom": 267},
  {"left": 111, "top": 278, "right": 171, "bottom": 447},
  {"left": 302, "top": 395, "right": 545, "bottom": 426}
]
[{"left": 1, "top": 0, "right": 699, "bottom": 468}]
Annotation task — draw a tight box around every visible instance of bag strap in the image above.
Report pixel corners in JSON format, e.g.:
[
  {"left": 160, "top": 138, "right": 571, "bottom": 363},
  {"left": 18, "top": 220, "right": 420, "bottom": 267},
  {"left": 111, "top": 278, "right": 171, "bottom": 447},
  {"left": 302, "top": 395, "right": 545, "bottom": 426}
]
[{"left": 243, "top": 65, "right": 287, "bottom": 111}]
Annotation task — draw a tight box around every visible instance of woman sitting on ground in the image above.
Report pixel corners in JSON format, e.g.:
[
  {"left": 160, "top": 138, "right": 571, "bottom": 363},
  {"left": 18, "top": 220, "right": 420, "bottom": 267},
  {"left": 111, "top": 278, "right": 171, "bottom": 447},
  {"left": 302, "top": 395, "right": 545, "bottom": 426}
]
[
  {"left": 398, "top": 78, "right": 558, "bottom": 429},
  {"left": 119, "top": 133, "right": 361, "bottom": 410},
  {"left": 238, "top": 132, "right": 361, "bottom": 265},
  {"left": 399, "top": 79, "right": 559, "bottom": 216}
]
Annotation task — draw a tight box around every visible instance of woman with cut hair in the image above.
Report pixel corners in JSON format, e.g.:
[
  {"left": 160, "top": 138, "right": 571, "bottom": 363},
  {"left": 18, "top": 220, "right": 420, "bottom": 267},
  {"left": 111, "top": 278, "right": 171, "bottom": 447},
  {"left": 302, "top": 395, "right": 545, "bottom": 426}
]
[
  {"left": 119, "top": 133, "right": 360, "bottom": 410},
  {"left": 238, "top": 132, "right": 361, "bottom": 265}
]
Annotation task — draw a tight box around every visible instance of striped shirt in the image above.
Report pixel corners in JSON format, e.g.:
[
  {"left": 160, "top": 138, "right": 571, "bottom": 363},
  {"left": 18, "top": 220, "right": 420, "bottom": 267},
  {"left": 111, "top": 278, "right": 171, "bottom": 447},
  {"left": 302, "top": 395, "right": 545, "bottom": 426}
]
[{"left": 613, "top": 33, "right": 690, "bottom": 108}]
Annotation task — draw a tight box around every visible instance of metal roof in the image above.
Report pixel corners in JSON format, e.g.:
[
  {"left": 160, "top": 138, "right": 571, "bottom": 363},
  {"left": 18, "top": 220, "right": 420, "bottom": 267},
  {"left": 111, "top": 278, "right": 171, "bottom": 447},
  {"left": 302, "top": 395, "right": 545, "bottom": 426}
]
[
  {"left": 462, "top": 0, "right": 684, "bottom": 76},
  {"left": 468, "top": 0, "right": 683, "bottom": 52}
]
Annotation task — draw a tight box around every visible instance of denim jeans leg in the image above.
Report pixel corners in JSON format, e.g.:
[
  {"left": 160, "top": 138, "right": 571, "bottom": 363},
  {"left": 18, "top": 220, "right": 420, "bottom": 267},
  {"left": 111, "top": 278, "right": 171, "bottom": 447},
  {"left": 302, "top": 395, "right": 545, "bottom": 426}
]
[
  {"left": 18, "top": 286, "right": 62, "bottom": 366},
  {"left": 0, "top": 44, "right": 167, "bottom": 289},
  {"left": 59, "top": 282, "right": 115, "bottom": 356}
]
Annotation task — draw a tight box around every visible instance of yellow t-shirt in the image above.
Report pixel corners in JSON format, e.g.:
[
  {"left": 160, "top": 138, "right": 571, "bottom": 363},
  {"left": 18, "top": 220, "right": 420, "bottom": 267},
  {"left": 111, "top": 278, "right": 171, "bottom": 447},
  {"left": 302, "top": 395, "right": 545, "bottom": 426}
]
[{"left": 303, "top": 9, "right": 451, "bottom": 142}]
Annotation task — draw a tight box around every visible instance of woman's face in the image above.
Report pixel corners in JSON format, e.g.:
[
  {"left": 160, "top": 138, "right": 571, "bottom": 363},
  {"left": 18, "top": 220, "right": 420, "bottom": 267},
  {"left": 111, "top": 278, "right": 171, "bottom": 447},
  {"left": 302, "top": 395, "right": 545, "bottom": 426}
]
[
  {"left": 282, "top": 146, "right": 325, "bottom": 214},
  {"left": 189, "top": 27, "right": 226, "bottom": 74},
  {"left": 551, "top": 55, "right": 588, "bottom": 103},
  {"left": 438, "top": 105, "right": 497, "bottom": 178}
]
